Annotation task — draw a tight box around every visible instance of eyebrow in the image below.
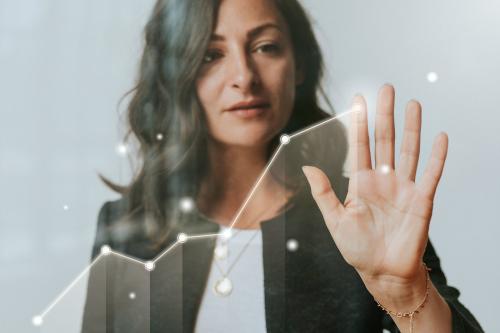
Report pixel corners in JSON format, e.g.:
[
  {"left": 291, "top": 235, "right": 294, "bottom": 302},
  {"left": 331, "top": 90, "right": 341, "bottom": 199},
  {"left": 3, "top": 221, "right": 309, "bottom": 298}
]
[{"left": 210, "top": 22, "right": 282, "bottom": 41}]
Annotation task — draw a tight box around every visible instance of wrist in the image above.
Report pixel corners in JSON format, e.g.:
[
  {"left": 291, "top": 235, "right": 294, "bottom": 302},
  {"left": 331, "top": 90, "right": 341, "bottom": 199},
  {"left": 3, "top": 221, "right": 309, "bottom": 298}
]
[{"left": 360, "top": 263, "right": 430, "bottom": 313}]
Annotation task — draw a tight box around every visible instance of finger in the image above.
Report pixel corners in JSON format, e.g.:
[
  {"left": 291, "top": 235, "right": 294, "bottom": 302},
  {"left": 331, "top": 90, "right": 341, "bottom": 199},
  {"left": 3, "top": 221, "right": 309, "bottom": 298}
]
[
  {"left": 418, "top": 133, "right": 448, "bottom": 200},
  {"left": 349, "top": 95, "right": 372, "bottom": 172},
  {"left": 397, "top": 100, "right": 422, "bottom": 181},
  {"left": 375, "top": 84, "right": 395, "bottom": 170},
  {"left": 302, "top": 166, "right": 344, "bottom": 230}
]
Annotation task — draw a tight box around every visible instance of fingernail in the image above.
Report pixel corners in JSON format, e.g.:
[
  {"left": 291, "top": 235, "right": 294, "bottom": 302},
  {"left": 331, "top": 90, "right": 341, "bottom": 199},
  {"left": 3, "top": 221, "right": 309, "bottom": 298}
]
[{"left": 353, "top": 93, "right": 363, "bottom": 101}]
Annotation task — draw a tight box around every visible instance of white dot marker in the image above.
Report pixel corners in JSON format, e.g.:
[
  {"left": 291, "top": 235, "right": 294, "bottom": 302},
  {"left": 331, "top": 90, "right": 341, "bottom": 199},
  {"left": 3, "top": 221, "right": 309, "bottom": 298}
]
[
  {"left": 129, "top": 292, "right": 136, "bottom": 300},
  {"left": 280, "top": 134, "right": 290, "bottom": 145},
  {"left": 221, "top": 228, "right": 232, "bottom": 240},
  {"left": 100, "top": 245, "right": 111, "bottom": 255},
  {"left": 286, "top": 239, "right": 299, "bottom": 252},
  {"left": 426, "top": 71, "right": 438, "bottom": 83},
  {"left": 32, "top": 315, "right": 43, "bottom": 327},
  {"left": 177, "top": 233, "right": 188, "bottom": 243},
  {"left": 116, "top": 143, "right": 128, "bottom": 156},
  {"left": 156, "top": 133, "right": 163, "bottom": 141},
  {"left": 379, "top": 164, "right": 391, "bottom": 174},
  {"left": 179, "top": 197, "right": 195, "bottom": 213},
  {"left": 145, "top": 261, "right": 155, "bottom": 271},
  {"left": 63, "top": 204, "right": 69, "bottom": 211}
]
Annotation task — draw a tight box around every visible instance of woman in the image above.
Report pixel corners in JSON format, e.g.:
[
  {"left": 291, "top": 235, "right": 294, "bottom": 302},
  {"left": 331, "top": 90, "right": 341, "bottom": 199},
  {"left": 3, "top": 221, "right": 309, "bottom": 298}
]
[{"left": 82, "top": 0, "right": 483, "bottom": 332}]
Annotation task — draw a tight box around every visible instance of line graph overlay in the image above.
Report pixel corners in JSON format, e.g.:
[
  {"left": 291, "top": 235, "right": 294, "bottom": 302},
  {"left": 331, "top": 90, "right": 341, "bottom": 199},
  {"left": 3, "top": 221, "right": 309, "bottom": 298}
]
[{"left": 34, "top": 110, "right": 354, "bottom": 329}]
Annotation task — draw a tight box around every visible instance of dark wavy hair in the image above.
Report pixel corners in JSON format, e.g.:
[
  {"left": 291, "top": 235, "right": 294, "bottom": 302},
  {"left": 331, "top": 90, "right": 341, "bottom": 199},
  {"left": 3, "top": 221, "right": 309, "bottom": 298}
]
[{"left": 101, "top": 0, "right": 347, "bottom": 248}]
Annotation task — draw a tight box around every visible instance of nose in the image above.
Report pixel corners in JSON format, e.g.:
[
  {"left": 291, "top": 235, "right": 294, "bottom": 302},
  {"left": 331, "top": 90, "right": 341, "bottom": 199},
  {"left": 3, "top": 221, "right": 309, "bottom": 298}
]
[{"left": 228, "top": 48, "right": 260, "bottom": 93}]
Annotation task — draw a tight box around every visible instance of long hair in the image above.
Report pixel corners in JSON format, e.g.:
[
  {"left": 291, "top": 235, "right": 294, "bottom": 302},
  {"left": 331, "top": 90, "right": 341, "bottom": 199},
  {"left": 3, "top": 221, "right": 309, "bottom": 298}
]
[{"left": 100, "top": 0, "right": 347, "bottom": 249}]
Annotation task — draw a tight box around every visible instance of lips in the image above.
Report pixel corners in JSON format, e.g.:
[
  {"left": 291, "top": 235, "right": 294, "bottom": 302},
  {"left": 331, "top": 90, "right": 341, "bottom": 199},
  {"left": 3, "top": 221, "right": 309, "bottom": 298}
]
[{"left": 226, "top": 99, "right": 270, "bottom": 112}]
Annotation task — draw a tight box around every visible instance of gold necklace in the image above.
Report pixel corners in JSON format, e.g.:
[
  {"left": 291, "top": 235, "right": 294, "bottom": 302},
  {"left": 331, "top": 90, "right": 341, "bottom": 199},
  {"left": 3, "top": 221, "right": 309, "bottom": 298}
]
[{"left": 212, "top": 228, "right": 260, "bottom": 297}]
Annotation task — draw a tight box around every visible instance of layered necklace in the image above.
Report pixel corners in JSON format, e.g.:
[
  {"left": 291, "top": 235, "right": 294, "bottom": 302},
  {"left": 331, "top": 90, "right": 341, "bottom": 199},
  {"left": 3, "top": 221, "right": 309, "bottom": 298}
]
[
  {"left": 204, "top": 188, "right": 294, "bottom": 297},
  {"left": 212, "top": 227, "right": 261, "bottom": 297}
]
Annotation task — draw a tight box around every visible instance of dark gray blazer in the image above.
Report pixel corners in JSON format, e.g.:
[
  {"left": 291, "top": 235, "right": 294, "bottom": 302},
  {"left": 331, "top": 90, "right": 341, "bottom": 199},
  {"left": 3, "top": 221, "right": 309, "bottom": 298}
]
[{"left": 81, "top": 188, "right": 484, "bottom": 332}]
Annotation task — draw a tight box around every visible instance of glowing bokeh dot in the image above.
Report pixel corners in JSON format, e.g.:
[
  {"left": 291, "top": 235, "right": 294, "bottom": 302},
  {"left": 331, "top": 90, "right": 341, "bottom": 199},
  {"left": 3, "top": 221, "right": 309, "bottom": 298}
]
[
  {"left": 280, "top": 134, "right": 290, "bottom": 145},
  {"left": 426, "top": 72, "right": 438, "bottom": 83},
  {"left": 156, "top": 133, "right": 163, "bottom": 141},
  {"left": 32, "top": 315, "right": 43, "bottom": 327},
  {"left": 115, "top": 143, "right": 128, "bottom": 156},
  {"left": 352, "top": 103, "right": 363, "bottom": 113},
  {"left": 177, "top": 233, "right": 188, "bottom": 243},
  {"left": 100, "top": 245, "right": 111, "bottom": 255},
  {"left": 129, "top": 292, "right": 136, "bottom": 300},
  {"left": 179, "top": 197, "right": 195, "bottom": 213},
  {"left": 63, "top": 204, "right": 69, "bottom": 211},
  {"left": 286, "top": 238, "right": 299, "bottom": 252},
  {"left": 379, "top": 164, "right": 391, "bottom": 174}
]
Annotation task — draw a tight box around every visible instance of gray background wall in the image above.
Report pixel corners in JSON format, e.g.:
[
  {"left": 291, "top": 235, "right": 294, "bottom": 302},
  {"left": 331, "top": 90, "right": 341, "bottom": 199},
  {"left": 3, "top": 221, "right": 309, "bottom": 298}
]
[{"left": 0, "top": 0, "right": 498, "bottom": 331}]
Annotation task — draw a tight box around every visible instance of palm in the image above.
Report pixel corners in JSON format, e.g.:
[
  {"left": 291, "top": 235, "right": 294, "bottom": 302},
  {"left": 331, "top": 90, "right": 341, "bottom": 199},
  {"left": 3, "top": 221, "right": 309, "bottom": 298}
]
[
  {"left": 304, "top": 85, "right": 448, "bottom": 282},
  {"left": 335, "top": 170, "right": 431, "bottom": 279}
]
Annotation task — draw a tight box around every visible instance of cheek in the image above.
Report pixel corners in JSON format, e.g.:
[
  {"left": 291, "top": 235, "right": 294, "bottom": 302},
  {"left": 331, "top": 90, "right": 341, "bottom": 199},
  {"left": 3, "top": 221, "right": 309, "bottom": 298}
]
[
  {"left": 195, "top": 75, "right": 226, "bottom": 137},
  {"left": 195, "top": 76, "right": 236, "bottom": 143},
  {"left": 195, "top": 76, "right": 217, "bottom": 113},
  {"left": 265, "top": 59, "right": 296, "bottom": 120}
]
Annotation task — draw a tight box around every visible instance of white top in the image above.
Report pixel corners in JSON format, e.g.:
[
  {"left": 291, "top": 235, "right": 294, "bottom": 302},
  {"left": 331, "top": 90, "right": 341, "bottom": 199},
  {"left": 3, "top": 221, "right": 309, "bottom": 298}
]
[{"left": 195, "top": 227, "right": 266, "bottom": 333}]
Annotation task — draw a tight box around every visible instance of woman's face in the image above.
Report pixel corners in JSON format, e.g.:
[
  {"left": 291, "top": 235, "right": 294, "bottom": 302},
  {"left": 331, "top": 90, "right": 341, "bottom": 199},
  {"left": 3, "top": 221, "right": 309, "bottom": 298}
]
[{"left": 195, "top": 0, "right": 303, "bottom": 149}]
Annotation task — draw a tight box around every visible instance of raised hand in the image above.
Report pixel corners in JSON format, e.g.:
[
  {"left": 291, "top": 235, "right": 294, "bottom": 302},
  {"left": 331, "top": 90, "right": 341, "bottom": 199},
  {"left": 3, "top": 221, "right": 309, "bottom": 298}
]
[{"left": 303, "top": 84, "right": 448, "bottom": 310}]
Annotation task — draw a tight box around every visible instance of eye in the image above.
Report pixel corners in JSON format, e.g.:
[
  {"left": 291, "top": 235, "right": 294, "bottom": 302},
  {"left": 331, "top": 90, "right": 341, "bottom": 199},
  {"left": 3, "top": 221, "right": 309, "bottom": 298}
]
[
  {"left": 255, "top": 43, "right": 281, "bottom": 54},
  {"left": 202, "top": 49, "right": 223, "bottom": 64}
]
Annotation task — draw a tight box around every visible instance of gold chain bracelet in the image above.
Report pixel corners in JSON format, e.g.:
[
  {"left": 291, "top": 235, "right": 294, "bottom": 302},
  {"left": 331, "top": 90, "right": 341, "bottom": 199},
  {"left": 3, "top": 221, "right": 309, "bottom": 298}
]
[{"left": 374, "top": 263, "right": 432, "bottom": 333}]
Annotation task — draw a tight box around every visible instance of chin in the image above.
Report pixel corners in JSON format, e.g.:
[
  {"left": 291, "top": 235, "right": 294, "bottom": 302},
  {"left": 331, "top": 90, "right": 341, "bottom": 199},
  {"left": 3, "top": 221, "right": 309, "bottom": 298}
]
[{"left": 212, "top": 127, "right": 277, "bottom": 149}]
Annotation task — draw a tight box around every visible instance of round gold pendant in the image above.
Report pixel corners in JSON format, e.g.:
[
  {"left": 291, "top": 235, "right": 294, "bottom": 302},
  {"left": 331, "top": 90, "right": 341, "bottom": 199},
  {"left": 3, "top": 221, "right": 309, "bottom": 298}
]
[{"left": 213, "top": 277, "right": 233, "bottom": 297}]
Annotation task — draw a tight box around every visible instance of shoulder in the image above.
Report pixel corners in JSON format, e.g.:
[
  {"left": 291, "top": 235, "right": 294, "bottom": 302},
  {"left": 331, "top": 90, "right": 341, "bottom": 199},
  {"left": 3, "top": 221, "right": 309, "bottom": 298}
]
[
  {"left": 96, "top": 197, "right": 131, "bottom": 228},
  {"left": 92, "top": 196, "right": 144, "bottom": 258}
]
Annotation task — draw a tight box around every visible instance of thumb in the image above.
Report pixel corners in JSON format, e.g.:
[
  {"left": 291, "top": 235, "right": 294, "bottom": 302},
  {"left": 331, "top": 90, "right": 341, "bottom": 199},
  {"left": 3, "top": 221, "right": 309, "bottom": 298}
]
[{"left": 302, "top": 165, "right": 343, "bottom": 229}]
